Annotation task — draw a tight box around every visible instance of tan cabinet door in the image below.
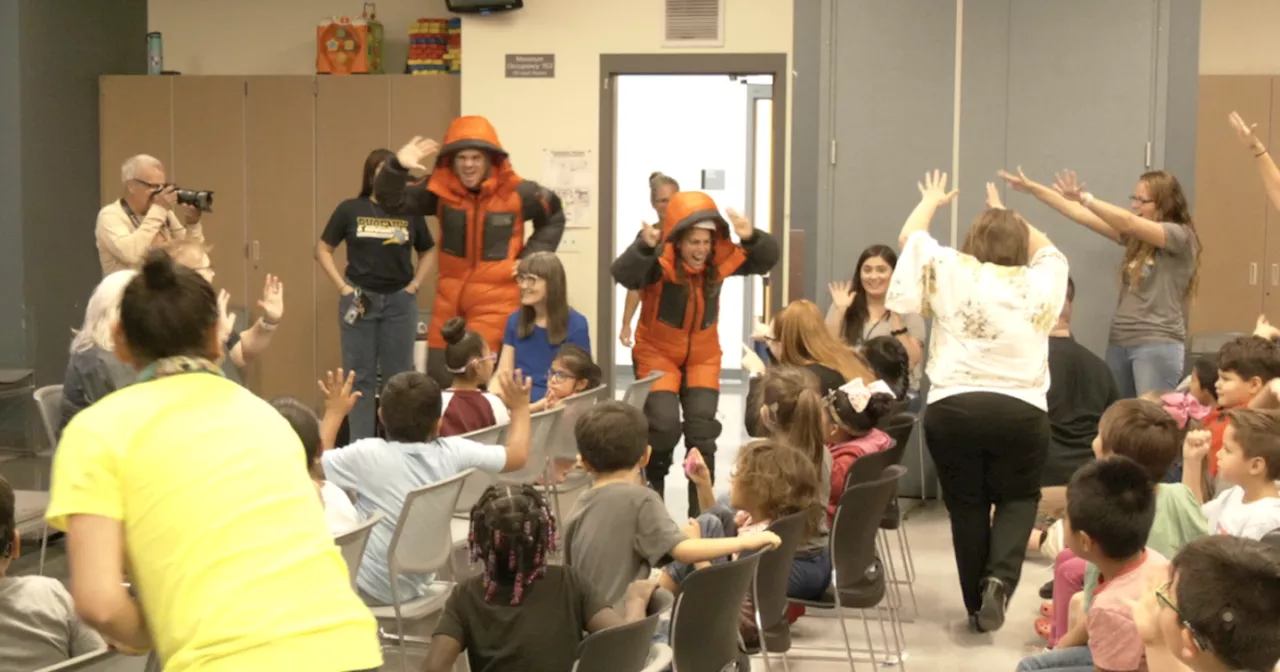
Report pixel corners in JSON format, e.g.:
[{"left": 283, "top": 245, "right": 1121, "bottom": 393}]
[
  {"left": 1264, "top": 78, "right": 1280, "bottom": 321},
  {"left": 1191, "top": 76, "right": 1270, "bottom": 335},
  {"left": 99, "top": 76, "right": 173, "bottom": 204}
]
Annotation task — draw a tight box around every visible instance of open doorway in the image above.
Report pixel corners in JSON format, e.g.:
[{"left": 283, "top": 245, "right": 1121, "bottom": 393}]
[{"left": 597, "top": 54, "right": 788, "bottom": 392}]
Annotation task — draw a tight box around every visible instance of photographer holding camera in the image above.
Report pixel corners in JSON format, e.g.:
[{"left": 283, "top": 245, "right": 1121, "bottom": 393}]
[{"left": 96, "top": 154, "right": 207, "bottom": 275}]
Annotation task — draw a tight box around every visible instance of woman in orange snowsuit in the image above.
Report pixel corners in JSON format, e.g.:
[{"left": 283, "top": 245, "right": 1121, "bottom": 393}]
[
  {"left": 375, "top": 116, "right": 565, "bottom": 386},
  {"left": 611, "top": 192, "right": 779, "bottom": 516}
]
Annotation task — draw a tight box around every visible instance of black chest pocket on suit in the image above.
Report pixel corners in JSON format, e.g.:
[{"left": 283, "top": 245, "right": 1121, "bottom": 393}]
[
  {"left": 482, "top": 212, "right": 516, "bottom": 261},
  {"left": 657, "top": 282, "right": 689, "bottom": 329},
  {"left": 700, "top": 281, "right": 720, "bottom": 330},
  {"left": 440, "top": 206, "right": 468, "bottom": 257}
]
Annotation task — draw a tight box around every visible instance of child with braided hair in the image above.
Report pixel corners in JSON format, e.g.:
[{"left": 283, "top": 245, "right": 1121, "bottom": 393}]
[{"left": 427, "top": 484, "right": 659, "bottom": 672}]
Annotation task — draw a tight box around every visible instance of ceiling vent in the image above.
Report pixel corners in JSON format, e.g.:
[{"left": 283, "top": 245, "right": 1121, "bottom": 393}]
[{"left": 664, "top": 0, "right": 724, "bottom": 47}]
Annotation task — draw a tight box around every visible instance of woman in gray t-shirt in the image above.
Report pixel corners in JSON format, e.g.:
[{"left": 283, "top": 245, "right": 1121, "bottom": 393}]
[
  {"left": 825, "top": 244, "right": 927, "bottom": 392},
  {"left": 999, "top": 168, "right": 1200, "bottom": 398}
]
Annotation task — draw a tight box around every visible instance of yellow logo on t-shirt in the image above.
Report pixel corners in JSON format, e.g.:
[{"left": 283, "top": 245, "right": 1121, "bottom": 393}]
[{"left": 356, "top": 217, "right": 410, "bottom": 246}]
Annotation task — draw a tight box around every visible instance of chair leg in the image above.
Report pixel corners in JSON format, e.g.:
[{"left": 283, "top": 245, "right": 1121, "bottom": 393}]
[
  {"left": 754, "top": 603, "right": 773, "bottom": 672},
  {"left": 897, "top": 524, "right": 916, "bottom": 582},
  {"left": 37, "top": 522, "right": 48, "bottom": 576},
  {"left": 834, "top": 598, "right": 859, "bottom": 672},
  {"left": 781, "top": 651, "right": 792, "bottom": 672},
  {"left": 394, "top": 601, "right": 408, "bottom": 672},
  {"left": 859, "top": 609, "right": 881, "bottom": 672},
  {"left": 879, "top": 532, "right": 910, "bottom": 644}
]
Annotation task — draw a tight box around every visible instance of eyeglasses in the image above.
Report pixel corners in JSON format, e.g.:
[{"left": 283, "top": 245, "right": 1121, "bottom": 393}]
[
  {"left": 472, "top": 353, "right": 497, "bottom": 365},
  {"left": 516, "top": 274, "right": 541, "bottom": 287},
  {"left": 1129, "top": 195, "right": 1155, "bottom": 205},
  {"left": 1156, "top": 581, "right": 1212, "bottom": 652},
  {"left": 547, "top": 369, "right": 578, "bottom": 382}
]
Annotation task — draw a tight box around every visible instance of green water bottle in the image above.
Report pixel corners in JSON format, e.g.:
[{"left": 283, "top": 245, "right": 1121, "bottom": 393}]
[{"left": 147, "top": 32, "right": 163, "bottom": 75}]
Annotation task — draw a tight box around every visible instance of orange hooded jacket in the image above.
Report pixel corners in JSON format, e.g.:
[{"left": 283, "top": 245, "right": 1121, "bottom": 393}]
[
  {"left": 374, "top": 116, "right": 565, "bottom": 351},
  {"left": 611, "top": 192, "right": 779, "bottom": 393}
]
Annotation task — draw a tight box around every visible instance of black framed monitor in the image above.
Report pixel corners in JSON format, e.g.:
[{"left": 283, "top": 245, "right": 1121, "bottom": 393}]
[{"left": 447, "top": 0, "right": 523, "bottom": 13}]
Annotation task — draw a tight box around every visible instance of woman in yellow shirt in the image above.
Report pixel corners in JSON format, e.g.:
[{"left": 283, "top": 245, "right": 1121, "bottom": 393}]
[{"left": 46, "top": 250, "right": 381, "bottom": 672}]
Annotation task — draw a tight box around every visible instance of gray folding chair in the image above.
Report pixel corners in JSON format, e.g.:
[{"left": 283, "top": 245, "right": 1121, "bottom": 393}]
[
  {"left": 620, "top": 371, "right": 664, "bottom": 410},
  {"left": 453, "top": 422, "right": 509, "bottom": 518},
  {"left": 875, "top": 413, "right": 919, "bottom": 619},
  {"left": 790, "top": 465, "right": 906, "bottom": 670},
  {"left": 35, "top": 649, "right": 144, "bottom": 671},
  {"left": 748, "top": 511, "right": 809, "bottom": 671},
  {"left": 369, "top": 468, "right": 474, "bottom": 672},
  {"left": 542, "top": 386, "right": 610, "bottom": 519},
  {"left": 335, "top": 510, "right": 384, "bottom": 593},
  {"left": 29, "top": 384, "right": 62, "bottom": 574},
  {"left": 669, "top": 553, "right": 763, "bottom": 672},
  {"left": 573, "top": 588, "right": 675, "bottom": 672},
  {"left": 497, "top": 406, "right": 565, "bottom": 485}
]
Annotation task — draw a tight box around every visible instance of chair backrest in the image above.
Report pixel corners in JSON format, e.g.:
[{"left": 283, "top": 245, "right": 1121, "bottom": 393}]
[
  {"left": 753, "top": 510, "right": 809, "bottom": 632},
  {"left": 670, "top": 553, "right": 762, "bottom": 672},
  {"left": 500, "top": 406, "right": 565, "bottom": 483},
  {"left": 621, "top": 371, "right": 664, "bottom": 410},
  {"left": 830, "top": 466, "right": 904, "bottom": 600},
  {"left": 34, "top": 649, "right": 129, "bottom": 671},
  {"left": 573, "top": 588, "right": 674, "bottom": 672},
  {"left": 843, "top": 440, "right": 899, "bottom": 490},
  {"left": 387, "top": 468, "right": 474, "bottom": 577},
  {"left": 880, "top": 413, "right": 915, "bottom": 454},
  {"left": 335, "top": 510, "right": 384, "bottom": 591},
  {"left": 549, "top": 386, "right": 611, "bottom": 461},
  {"left": 454, "top": 422, "right": 509, "bottom": 514},
  {"left": 33, "top": 384, "right": 63, "bottom": 448}
]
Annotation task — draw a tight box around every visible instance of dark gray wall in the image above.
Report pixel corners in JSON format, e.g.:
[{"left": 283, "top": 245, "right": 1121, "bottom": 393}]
[
  {"left": 789, "top": 0, "right": 822, "bottom": 301},
  {"left": 0, "top": 0, "right": 147, "bottom": 382}
]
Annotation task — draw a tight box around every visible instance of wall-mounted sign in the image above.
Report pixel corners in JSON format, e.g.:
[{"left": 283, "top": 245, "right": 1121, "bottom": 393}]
[{"left": 505, "top": 53, "right": 555, "bottom": 78}]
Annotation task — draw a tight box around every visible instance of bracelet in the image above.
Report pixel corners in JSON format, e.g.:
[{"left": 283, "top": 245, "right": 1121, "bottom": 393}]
[{"left": 1256, "top": 147, "right": 1270, "bottom": 158}]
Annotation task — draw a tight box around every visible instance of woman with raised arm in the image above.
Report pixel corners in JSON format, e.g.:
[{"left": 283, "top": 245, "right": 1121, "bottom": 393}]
[
  {"left": 825, "top": 244, "right": 926, "bottom": 393},
  {"left": 998, "top": 165, "right": 1200, "bottom": 398},
  {"left": 1229, "top": 111, "right": 1280, "bottom": 213},
  {"left": 887, "top": 173, "right": 1069, "bottom": 633}
]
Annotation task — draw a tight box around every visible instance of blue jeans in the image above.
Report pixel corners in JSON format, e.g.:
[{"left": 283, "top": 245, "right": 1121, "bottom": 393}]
[
  {"left": 1106, "top": 342, "right": 1185, "bottom": 399},
  {"left": 339, "top": 285, "right": 419, "bottom": 440},
  {"left": 1015, "top": 646, "right": 1092, "bottom": 672}
]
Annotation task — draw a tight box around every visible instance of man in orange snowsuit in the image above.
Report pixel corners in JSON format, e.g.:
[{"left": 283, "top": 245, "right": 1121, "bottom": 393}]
[
  {"left": 376, "top": 116, "right": 564, "bottom": 386},
  {"left": 611, "top": 191, "right": 779, "bottom": 517}
]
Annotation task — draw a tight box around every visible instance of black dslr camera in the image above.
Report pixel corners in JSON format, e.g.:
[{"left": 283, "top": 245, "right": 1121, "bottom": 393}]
[{"left": 157, "top": 184, "right": 215, "bottom": 212}]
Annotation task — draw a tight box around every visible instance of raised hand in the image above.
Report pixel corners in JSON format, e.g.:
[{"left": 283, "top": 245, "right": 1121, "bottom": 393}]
[
  {"left": 216, "top": 289, "right": 234, "bottom": 345},
  {"left": 1183, "top": 429, "right": 1211, "bottom": 462},
  {"left": 726, "top": 208, "right": 755, "bottom": 241},
  {"left": 1229, "top": 111, "right": 1265, "bottom": 152},
  {"left": 1052, "top": 170, "right": 1086, "bottom": 202},
  {"left": 258, "top": 274, "right": 284, "bottom": 323},
  {"left": 917, "top": 170, "right": 958, "bottom": 208},
  {"left": 750, "top": 317, "right": 772, "bottom": 343},
  {"left": 639, "top": 220, "right": 662, "bottom": 248},
  {"left": 1256, "top": 314, "right": 1280, "bottom": 341},
  {"left": 494, "top": 368, "right": 533, "bottom": 410},
  {"left": 828, "top": 280, "right": 856, "bottom": 309},
  {"left": 395, "top": 135, "right": 440, "bottom": 172},
  {"left": 152, "top": 185, "right": 178, "bottom": 211},
  {"left": 986, "top": 182, "right": 1005, "bottom": 210},
  {"left": 997, "top": 167, "right": 1033, "bottom": 194},
  {"left": 318, "top": 368, "right": 362, "bottom": 418}
]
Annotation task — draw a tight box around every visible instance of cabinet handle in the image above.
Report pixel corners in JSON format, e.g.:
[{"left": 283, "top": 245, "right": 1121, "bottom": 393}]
[
  {"left": 252, "top": 241, "right": 260, "bottom": 264},
  {"left": 1272, "top": 263, "right": 1278, "bottom": 286},
  {"left": 1251, "top": 262, "right": 1259, "bottom": 286}
]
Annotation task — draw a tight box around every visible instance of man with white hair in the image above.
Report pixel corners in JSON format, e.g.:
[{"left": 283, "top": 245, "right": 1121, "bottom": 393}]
[{"left": 95, "top": 154, "right": 204, "bottom": 275}]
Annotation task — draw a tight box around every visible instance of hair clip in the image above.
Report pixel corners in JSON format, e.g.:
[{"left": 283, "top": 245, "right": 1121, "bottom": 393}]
[{"left": 836, "top": 378, "right": 891, "bottom": 412}]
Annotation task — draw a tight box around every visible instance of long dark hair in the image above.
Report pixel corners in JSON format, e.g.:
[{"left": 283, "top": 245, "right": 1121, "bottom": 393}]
[
  {"left": 120, "top": 250, "right": 219, "bottom": 364},
  {"left": 516, "top": 252, "right": 570, "bottom": 344},
  {"left": 1126, "top": 171, "right": 1199, "bottom": 300},
  {"left": 442, "top": 317, "right": 486, "bottom": 379},
  {"left": 553, "top": 344, "right": 601, "bottom": 390},
  {"left": 840, "top": 245, "right": 898, "bottom": 345},
  {"left": 360, "top": 148, "right": 396, "bottom": 199},
  {"left": 673, "top": 227, "right": 720, "bottom": 309},
  {"left": 468, "top": 484, "right": 557, "bottom": 606}
]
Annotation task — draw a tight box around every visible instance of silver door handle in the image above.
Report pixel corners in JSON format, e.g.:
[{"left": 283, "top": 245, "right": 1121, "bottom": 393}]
[{"left": 1251, "top": 262, "right": 1259, "bottom": 285}]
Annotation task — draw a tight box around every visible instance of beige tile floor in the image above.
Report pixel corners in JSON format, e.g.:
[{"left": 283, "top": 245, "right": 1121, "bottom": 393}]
[{"left": 5, "top": 376, "right": 1052, "bottom": 671}]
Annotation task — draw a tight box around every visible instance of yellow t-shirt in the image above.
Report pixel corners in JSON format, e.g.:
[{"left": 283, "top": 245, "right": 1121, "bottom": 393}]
[{"left": 46, "top": 373, "right": 381, "bottom": 672}]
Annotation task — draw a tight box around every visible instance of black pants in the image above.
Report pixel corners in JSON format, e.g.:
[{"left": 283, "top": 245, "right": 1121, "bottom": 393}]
[
  {"left": 924, "top": 392, "right": 1049, "bottom": 614},
  {"left": 644, "top": 385, "right": 721, "bottom": 519}
]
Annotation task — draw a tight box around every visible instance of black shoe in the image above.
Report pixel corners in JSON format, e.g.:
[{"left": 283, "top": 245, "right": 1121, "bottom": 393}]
[
  {"left": 1039, "top": 579, "right": 1054, "bottom": 600},
  {"left": 968, "top": 613, "right": 984, "bottom": 633},
  {"left": 977, "top": 578, "right": 1009, "bottom": 633}
]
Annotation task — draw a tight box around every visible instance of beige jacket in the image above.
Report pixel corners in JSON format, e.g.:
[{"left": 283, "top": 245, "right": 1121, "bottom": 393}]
[{"left": 95, "top": 200, "right": 204, "bottom": 275}]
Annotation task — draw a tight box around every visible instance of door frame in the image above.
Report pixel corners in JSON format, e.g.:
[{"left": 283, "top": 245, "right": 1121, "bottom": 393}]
[{"left": 596, "top": 53, "right": 789, "bottom": 392}]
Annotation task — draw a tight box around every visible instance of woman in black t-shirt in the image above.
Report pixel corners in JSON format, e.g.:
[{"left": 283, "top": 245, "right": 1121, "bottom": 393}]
[{"left": 316, "top": 149, "right": 435, "bottom": 441}]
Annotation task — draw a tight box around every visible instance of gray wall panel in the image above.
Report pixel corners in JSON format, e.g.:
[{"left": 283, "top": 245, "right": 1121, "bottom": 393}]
[
  {"left": 826, "top": 0, "right": 956, "bottom": 295},
  {"left": 1000, "top": 1, "right": 1157, "bottom": 354},
  {"left": 790, "top": 0, "right": 823, "bottom": 302},
  {"left": 0, "top": 1, "right": 26, "bottom": 368},
  {"left": 957, "top": 0, "right": 1012, "bottom": 244}
]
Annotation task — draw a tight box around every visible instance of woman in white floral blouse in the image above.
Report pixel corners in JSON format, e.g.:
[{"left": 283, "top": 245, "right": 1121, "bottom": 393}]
[{"left": 886, "top": 171, "right": 1070, "bottom": 634}]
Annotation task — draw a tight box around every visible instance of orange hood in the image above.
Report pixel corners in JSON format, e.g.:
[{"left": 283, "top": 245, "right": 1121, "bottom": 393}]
[
  {"left": 429, "top": 115, "right": 521, "bottom": 200},
  {"left": 660, "top": 191, "right": 729, "bottom": 244}
]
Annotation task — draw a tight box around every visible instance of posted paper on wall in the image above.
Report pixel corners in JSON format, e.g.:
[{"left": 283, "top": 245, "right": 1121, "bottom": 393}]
[{"left": 542, "top": 149, "right": 593, "bottom": 230}]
